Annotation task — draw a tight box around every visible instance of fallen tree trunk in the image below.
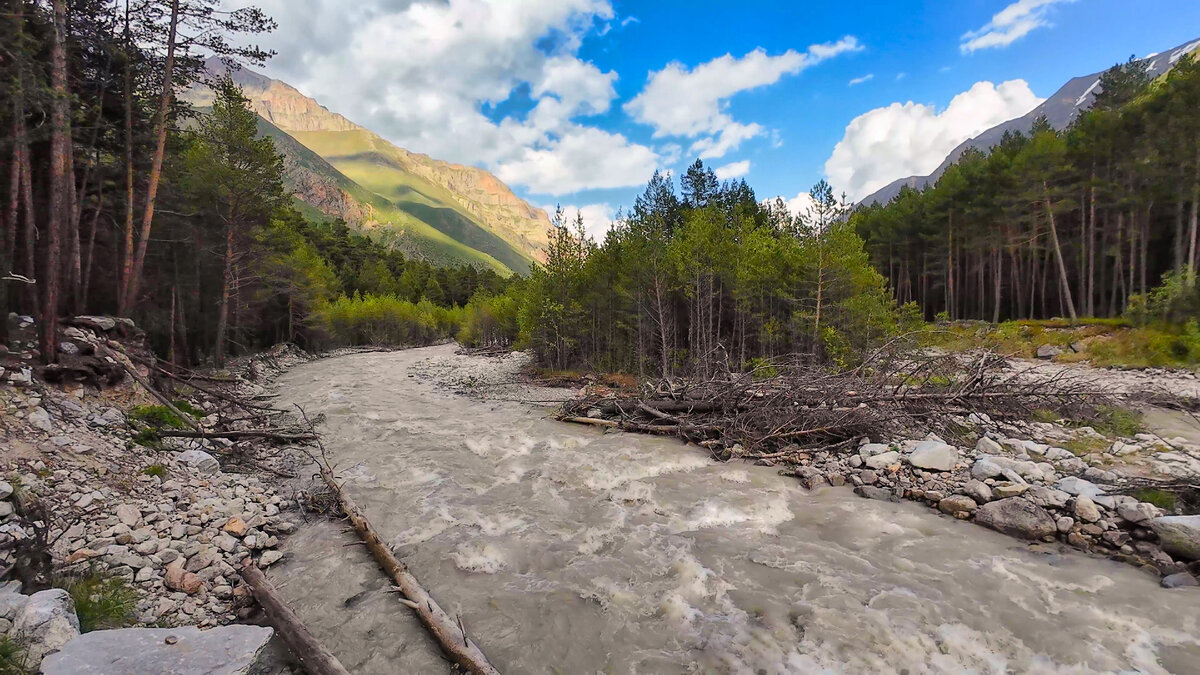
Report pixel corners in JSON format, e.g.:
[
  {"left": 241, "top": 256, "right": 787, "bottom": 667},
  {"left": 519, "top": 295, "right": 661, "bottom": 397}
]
[
  {"left": 239, "top": 562, "right": 351, "bottom": 675},
  {"left": 314, "top": 459, "right": 501, "bottom": 675}
]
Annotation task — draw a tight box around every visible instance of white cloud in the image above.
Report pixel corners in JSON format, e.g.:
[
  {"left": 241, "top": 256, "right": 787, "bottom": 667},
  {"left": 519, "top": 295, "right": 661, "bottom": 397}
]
[
  {"left": 221, "top": 0, "right": 659, "bottom": 196},
  {"left": 896, "top": 72, "right": 907, "bottom": 81},
  {"left": 624, "top": 36, "right": 862, "bottom": 158},
  {"left": 714, "top": 160, "right": 751, "bottom": 180},
  {"left": 544, "top": 203, "right": 617, "bottom": 241},
  {"left": 688, "top": 122, "right": 762, "bottom": 160},
  {"left": 961, "top": 0, "right": 1073, "bottom": 53},
  {"left": 496, "top": 127, "right": 659, "bottom": 196},
  {"left": 849, "top": 74, "right": 874, "bottom": 86},
  {"left": 824, "top": 79, "right": 1042, "bottom": 200}
]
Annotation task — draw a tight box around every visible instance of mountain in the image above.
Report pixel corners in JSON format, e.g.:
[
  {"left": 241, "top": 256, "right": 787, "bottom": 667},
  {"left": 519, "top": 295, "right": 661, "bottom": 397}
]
[
  {"left": 858, "top": 37, "right": 1200, "bottom": 207},
  {"left": 186, "top": 58, "right": 551, "bottom": 274}
]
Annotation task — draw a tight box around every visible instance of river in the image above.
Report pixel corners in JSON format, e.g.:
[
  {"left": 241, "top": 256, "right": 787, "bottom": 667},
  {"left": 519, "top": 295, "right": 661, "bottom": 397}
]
[{"left": 270, "top": 345, "right": 1200, "bottom": 674}]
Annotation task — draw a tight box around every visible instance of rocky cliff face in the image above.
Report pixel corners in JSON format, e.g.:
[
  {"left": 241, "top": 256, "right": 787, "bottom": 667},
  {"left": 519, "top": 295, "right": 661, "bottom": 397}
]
[{"left": 195, "top": 58, "right": 550, "bottom": 263}]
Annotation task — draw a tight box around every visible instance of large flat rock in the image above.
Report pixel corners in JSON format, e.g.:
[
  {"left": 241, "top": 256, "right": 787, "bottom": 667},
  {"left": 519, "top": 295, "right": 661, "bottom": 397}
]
[
  {"left": 41, "top": 625, "right": 273, "bottom": 675},
  {"left": 1151, "top": 515, "right": 1200, "bottom": 561}
]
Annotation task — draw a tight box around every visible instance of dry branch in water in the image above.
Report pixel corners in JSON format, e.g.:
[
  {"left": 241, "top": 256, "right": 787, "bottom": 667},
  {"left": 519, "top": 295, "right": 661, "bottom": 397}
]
[
  {"left": 558, "top": 344, "right": 1119, "bottom": 459},
  {"left": 292, "top": 407, "right": 502, "bottom": 675}
]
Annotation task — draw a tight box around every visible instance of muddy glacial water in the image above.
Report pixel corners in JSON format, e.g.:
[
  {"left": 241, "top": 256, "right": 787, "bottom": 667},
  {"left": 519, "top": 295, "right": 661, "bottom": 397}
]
[{"left": 270, "top": 346, "right": 1200, "bottom": 674}]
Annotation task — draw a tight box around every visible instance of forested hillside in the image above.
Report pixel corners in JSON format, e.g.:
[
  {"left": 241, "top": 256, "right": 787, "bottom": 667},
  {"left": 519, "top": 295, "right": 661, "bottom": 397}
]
[
  {"left": 851, "top": 55, "right": 1200, "bottom": 324},
  {"left": 0, "top": 0, "right": 504, "bottom": 366}
]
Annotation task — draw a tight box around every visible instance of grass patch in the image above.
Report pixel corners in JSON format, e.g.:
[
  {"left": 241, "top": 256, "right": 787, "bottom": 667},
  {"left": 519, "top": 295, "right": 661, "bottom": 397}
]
[
  {"left": 1092, "top": 406, "right": 1144, "bottom": 437},
  {"left": 57, "top": 572, "right": 137, "bottom": 633},
  {"left": 141, "top": 463, "right": 168, "bottom": 478},
  {"left": 1132, "top": 488, "right": 1177, "bottom": 511},
  {"left": 1063, "top": 436, "right": 1110, "bottom": 457},
  {"left": 127, "top": 404, "right": 193, "bottom": 431},
  {"left": 920, "top": 319, "right": 1200, "bottom": 370},
  {"left": 0, "top": 637, "right": 31, "bottom": 675},
  {"left": 1030, "top": 408, "right": 1060, "bottom": 424}
]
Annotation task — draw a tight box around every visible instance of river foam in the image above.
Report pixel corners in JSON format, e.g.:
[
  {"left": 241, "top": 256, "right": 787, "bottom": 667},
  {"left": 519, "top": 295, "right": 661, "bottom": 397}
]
[{"left": 271, "top": 345, "right": 1200, "bottom": 674}]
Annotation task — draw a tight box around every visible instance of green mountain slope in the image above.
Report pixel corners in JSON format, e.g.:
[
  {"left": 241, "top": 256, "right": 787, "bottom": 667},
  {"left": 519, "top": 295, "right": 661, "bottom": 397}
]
[
  {"left": 254, "top": 116, "right": 513, "bottom": 274},
  {"left": 188, "top": 58, "right": 550, "bottom": 275},
  {"left": 289, "top": 128, "right": 533, "bottom": 274}
]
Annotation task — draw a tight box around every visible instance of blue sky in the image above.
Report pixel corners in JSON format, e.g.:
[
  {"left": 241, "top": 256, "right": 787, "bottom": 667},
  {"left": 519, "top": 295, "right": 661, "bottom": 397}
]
[{"left": 241, "top": 0, "right": 1200, "bottom": 234}]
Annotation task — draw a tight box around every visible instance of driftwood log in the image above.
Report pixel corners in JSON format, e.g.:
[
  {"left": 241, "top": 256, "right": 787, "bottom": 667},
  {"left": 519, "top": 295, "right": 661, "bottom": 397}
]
[
  {"left": 239, "top": 562, "right": 351, "bottom": 675},
  {"left": 314, "top": 460, "right": 501, "bottom": 674}
]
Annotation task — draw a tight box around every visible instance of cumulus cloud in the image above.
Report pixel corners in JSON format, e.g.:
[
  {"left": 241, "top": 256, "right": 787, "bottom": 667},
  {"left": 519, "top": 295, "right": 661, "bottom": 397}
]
[
  {"left": 824, "top": 79, "right": 1042, "bottom": 200},
  {"left": 220, "top": 0, "right": 660, "bottom": 195},
  {"left": 848, "top": 74, "right": 874, "bottom": 86},
  {"left": 624, "top": 37, "right": 862, "bottom": 158},
  {"left": 496, "top": 128, "right": 659, "bottom": 196},
  {"left": 961, "top": 0, "right": 1073, "bottom": 53},
  {"left": 714, "top": 160, "right": 750, "bottom": 180},
  {"left": 544, "top": 203, "right": 617, "bottom": 241}
]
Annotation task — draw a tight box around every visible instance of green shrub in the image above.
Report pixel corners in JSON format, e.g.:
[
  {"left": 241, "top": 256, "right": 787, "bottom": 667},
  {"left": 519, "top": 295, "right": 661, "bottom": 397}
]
[
  {"left": 0, "top": 636, "right": 31, "bottom": 675},
  {"left": 58, "top": 573, "right": 137, "bottom": 633},
  {"left": 142, "top": 463, "right": 168, "bottom": 478},
  {"left": 311, "top": 294, "right": 464, "bottom": 347},
  {"left": 128, "top": 405, "right": 191, "bottom": 431}
]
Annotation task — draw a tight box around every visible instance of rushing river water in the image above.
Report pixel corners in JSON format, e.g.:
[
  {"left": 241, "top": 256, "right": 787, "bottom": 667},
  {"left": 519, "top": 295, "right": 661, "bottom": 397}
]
[{"left": 271, "top": 346, "right": 1200, "bottom": 674}]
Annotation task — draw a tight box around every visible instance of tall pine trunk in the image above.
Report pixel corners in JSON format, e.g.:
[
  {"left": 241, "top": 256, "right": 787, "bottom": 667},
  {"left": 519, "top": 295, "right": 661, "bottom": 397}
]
[
  {"left": 121, "top": 0, "right": 179, "bottom": 316},
  {"left": 42, "top": 0, "right": 73, "bottom": 362},
  {"left": 1043, "top": 181, "right": 1077, "bottom": 321}
]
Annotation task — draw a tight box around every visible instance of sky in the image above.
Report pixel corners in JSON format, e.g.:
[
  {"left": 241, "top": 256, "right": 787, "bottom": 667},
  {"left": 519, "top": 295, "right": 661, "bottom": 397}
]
[{"left": 226, "top": 0, "right": 1200, "bottom": 238}]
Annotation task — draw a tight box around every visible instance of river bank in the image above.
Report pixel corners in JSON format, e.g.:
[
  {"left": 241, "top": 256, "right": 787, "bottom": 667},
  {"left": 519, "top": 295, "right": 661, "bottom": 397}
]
[
  {"left": 0, "top": 317, "right": 318, "bottom": 672},
  {"left": 263, "top": 344, "right": 1200, "bottom": 673}
]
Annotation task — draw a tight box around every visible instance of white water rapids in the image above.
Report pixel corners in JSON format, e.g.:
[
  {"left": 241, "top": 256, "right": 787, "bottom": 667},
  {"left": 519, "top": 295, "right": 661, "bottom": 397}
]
[{"left": 269, "top": 345, "right": 1200, "bottom": 674}]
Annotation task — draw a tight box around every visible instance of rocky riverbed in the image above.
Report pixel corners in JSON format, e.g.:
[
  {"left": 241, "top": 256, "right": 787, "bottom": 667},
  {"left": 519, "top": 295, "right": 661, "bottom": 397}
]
[{"left": 0, "top": 318, "right": 311, "bottom": 671}]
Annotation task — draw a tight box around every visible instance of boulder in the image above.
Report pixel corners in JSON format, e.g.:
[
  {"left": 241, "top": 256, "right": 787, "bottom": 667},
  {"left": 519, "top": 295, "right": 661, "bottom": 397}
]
[
  {"left": 28, "top": 407, "right": 53, "bottom": 433},
  {"left": 960, "top": 480, "right": 993, "bottom": 504},
  {"left": 72, "top": 315, "right": 117, "bottom": 332},
  {"left": 974, "top": 497, "right": 1057, "bottom": 540},
  {"left": 1150, "top": 516, "right": 1200, "bottom": 561},
  {"left": 177, "top": 449, "right": 219, "bottom": 475},
  {"left": 1073, "top": 495, "right": 1102, "bottom": 523},
  {"left": 0, "top": 590, "right": 28, "bottom": 622},
  {"left": 858, "top": 443, "right": 891, "bottom": 458},
  {"left": 1161, "top": 572, "right": 1199, "bottom": 589},
  {"left": 937, "top": 495, "right": 977, "bottom": 516},
  {"left": 12, "top": 589, "right": 80, "bottom": 666},
  {"left": 164, "top": 560, "right": 203, "bottom": 595},
  {"left": 258, "top": 550, "right": 284, "bottom": 568},
  {"left": 0, "top": 481, "right": 12, "bottom": 500},
  {"left": 975, "top": 436, "right": 1003, "bottom": 455},
  {"left": 853, "top": 485, "right": 898, "bottom": 502},
  {"left": 993, "top": 483, "right": 1029, "bottom": 498},
  {"left": 1024, "top": 485, "right": 1070, "bottom": 509},
  {"left": 41, "top": 625, "right": 273, "bottom": 675},
  {"left": 115, "top": 504, "right": 142, "bottom": 528},
  {"left": 1036, "top": 344, "right": 1062, "bottom": 359},
  {"left": 864, "top": 451, "right": 900, "bottom": 470},
  {"left": 1116, "top": 501, "right": 1159, "bottom": 524},
  {"left": 223, "top": 517, "right": 248, "bottom": 537},
  {"left": 971, "top": 457, "right": 1005, "bottom": 480},
  {"left": 908, "top": 441, "right": 958, "bottom": 472}
]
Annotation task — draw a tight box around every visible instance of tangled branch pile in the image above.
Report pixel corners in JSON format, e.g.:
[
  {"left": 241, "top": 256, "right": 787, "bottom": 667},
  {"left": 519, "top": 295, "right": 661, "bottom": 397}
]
[{"left": 558, "top": 343, "right": 1117, "bottom": 459}]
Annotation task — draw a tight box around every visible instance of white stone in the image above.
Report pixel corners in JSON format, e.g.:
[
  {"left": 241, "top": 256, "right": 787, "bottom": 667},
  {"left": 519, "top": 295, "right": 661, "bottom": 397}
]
[{"left": 12, "top": 589, "right": 80, "bottom": 666}]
